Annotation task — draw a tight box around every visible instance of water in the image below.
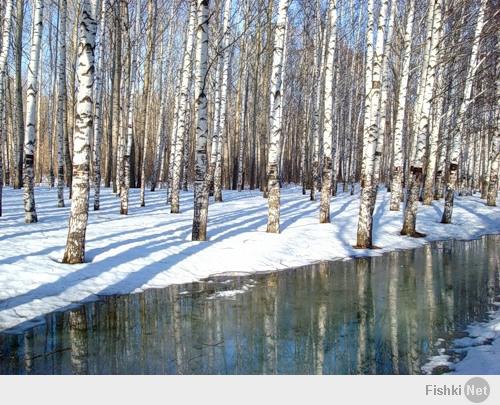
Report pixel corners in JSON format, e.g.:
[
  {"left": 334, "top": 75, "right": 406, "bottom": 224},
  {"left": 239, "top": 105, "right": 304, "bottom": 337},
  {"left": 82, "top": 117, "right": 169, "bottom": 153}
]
[{"left": 0, "top": 235, "right": 498, "bottom": 375}]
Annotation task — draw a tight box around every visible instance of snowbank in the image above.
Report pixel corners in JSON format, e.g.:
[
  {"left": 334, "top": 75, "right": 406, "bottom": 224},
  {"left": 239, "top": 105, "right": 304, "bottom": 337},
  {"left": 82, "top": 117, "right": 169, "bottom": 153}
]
[{"left": 0, "top": 185, "right": 499, "bottom": 334}]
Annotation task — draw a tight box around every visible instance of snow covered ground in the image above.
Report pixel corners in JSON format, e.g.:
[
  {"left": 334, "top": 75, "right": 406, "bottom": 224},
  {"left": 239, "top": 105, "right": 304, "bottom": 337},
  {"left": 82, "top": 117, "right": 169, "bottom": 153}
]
[
  {"left": 423, "top": 303, "right": 500, "bottom": 375},
  {"left": 0, "top": 185, "right": 499, "bottom": 367}
]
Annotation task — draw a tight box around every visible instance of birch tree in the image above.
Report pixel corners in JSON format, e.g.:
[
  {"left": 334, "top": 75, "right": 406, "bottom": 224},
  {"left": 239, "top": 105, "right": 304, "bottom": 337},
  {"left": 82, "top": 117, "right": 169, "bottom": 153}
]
[
  {"left": 150, "top": 26, "right": 171, "bottom": 193},
  {"left": 266, "top": 0, "right": 290, "bottom": 234},
  {"left": 171, "top": 0, "right": 197, "bottom": 214},
  {"left": 486, "top": 44, "right": 499, "bottom": 206},
  {"left": 319, "top": 0, "right": 337, "bottom": 224},
  {"left": 355, "top": 0, "right": 387, "bottom": 248},
  {"left": 389, "top": 1, "right": 414, "bottom": 211},
  {"left": 23, "top": 0, "right": 44, "bottom": 224},
  {"left": 121, "top": 0, "right": 141, "bottom": 215},
  {"left": 13, "top": 0, "right": 23, "bottom": 190},
  {"left": 441, "top": 0, "right": 487, "bottom": 223},
  {"left": 422, "top": 69, "right": 445, "bottom": 205},
  {"left": 110, "top": 0, "right": 122, "bottom": 197},
  {"left": 62, "top": 0, "right": 98, "bottom": 264},
  {"left": 56, "top": 0, "right": 68, "bottom": 208},
  {"left": 139, "top": 0, "right": 156, "bottom": 207},
  {"left": 93, "top": 0, "right": 106, "bottom": 211},
  {"left": 236, "top": 0, "right": 250, "bottom": 192},
  {"left": 0, "top": 0, "right": 14, "bottom": 216},
  {"left": 372, "top": 0, "right": 396, "bottom": 195},
  {"left": 310, "top": 0, "right": 323, "bottom": 202},
  {"left": 213, "top": 0, "right": 232, "bottom": 203},
  {"left": 401, "top": 0, "right": 442, "bottom": 236},
  {"left": 192, "top": 0, "right": 211, "bottom": 241}
]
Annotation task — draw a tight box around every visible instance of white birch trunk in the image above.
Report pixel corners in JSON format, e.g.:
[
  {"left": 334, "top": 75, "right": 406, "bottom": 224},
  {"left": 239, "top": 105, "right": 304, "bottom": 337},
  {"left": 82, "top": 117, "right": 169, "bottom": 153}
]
[
  {"left": 151, "top": 26, "right": 172, "bottom": 192},
  {"left": 423, "top": 74, "right": 444, "bottom": 205},
  {"left": 319, "top": 0, "right": 337, "bottom": 224},
  {"left": 171, "top": 0, "right": 197, "bottom": 213},
  {"left": 23, "top": 0, "right": 44, "bottom": 224},
  {"left": 56, "top": 0, "right": 67, "bottom": 208},
  {"left": 13, "top": 0, "right": 24, "bottom": 190},
  {"left": 121, "top": 0, "right": 141, "bottom": 215},
  {"left": 355, "top": 0, "right": 386, "bottom": 247},
  {"left": 237, "top": 59, "right": 249, "bottom": 192},
  {"left": 266, "top": 0, "right": 290, "bottom": 234},
  {"left": 401, "top": 0, "right": 442, "bottom": 236},
  {"left": 0, "top": 0, "right": 14, "bottom": 216},
  {"left": 372, "top": 0, "right": 396, "bottom": 192},
  {"left": 92, "top": 0, "right": 106, "bottom": 210},
  {"left": 213, "top": 0, "right": 232, "bottom": 202},
  {"left": 47, "top": 8, "right": 57, "bottom": 189},
  {"left": 310, "top": 0, "right": 323, "bottom": 201},
  {"left": 208, "top": 60, "right": 222, "bottom": 194},
  {"left": 442, "top": 0, "right": 487, "bottom": 223},
  {"left": 486, "top": 46, "right": 499, "bottom": 206},
  {"left": 191, "top": 0, "right": 211, "bottom": 241},
  {"left": 111, "top": 0, "right": 122, "bottom": 197},
  {"left": 139, "top": 0, "right": 156, "bottom": 207},
  {"left": 62, "top": 0, "right": 98, "bottom": 263}
]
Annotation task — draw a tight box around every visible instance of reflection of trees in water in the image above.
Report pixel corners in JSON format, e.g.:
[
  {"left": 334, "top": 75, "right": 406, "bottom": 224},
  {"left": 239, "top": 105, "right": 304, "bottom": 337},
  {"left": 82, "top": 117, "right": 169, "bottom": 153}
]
[
  {"left": 1, "top": 236, "right": 497, "bottom": 375},
  {"left": 69, "top": 307, "right": 88, "bottom": 374},
  {"left": 404, "top": 250, "right": 420, "bottom": 374},
  {"left": 314, "top": 264, "right": 328, "bottom": 374},
  {"left": 204, "top": 299, "right": 226, "bottom": 373},
  {"left": 356, "top": 258, "right": 374, "bottom": 374},
  {"left": 262, "top": 275, "right": 278, "bottom": 374},
  {"left": 23, "top": 330, "right": 34, "bottom": 374},
  {"left": 388, "top": 252, "right": 399, "bottom": 374},
  {"left": 442, "top": 240, "right": 456, "bottom": 329},
  {"left": 424, "top": 245, "right": 436, "bottom": 345},
  {"left": 487, "top": 236, "right": 498, "bottom": 307},
  {"left": 171, "top": 286, "right": 184, "bottom": 374}
]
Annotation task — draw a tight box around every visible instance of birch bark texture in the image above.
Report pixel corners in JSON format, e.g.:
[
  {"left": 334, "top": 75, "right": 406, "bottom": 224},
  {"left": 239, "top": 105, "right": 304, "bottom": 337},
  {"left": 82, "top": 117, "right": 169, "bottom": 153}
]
[
  {"left": 355, "top": 0, "right": 386, "bottom": 248},
  {"left": 319, "top": 0, "right": 337, "bottom": 224},
  {"left": 310, "top": 0, "right": 323, "bottom": 202},
  {"left": 441, "top": 0, "right": 487, "bottom": 223},
  {"left": 192, "top": 0, "right": 211, "bottom": 241},
  {"left": 62, "top": 0, "right": 98, "bottom": 264},
  {"left": 0, "top": 0, "right": 14, "bottom": 216},
  {"left": 389, "top": 1, "right": 414, "bottom": 211},
  {"left": 401, "top": 0, "right": 442, "bottom": 236},
  {"left": 213, "top": 0, "right": 232, "bottom": 203},
  {"left": 57, "top": 0, "right": 68, "bottom": 208},
  {"left": 139, "top": 0, "right": 156, "bottom": 207},
  {"left": 23, "top": 0, "right": 44, "bottom": 224},
  {"left": 121, "top": 0, "right": 141, "bottom": 215},
  {"left": 93, "top": 0, "right": 107, "bottom": 211},
  {"left": 14, "top": 0, "right": 24, "bottom": 190},
  {"left": 171, "top": 0, "right": 197, "bottom": 214},
  {"left": 486, "top": 39, "right": 499, "bottom": 207},
  {"left": 266, "top": 0, "right": 290, "bottom": 234}
]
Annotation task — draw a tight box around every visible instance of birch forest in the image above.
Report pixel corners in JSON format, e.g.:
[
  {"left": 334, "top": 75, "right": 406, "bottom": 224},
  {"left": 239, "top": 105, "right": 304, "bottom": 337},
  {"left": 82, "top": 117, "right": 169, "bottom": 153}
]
[
  {"left": 0, "top": 0, "right": 498, "bottom": 262},
  {"left": 0, "top": 0, "right": 500, "bottom": 380}
]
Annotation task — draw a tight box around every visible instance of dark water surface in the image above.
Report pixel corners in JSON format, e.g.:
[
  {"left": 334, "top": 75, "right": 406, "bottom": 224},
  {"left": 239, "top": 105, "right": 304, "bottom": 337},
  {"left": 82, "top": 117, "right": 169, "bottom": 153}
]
[{"left": 1, "top": 235, "right": 498, "bottom": 374}]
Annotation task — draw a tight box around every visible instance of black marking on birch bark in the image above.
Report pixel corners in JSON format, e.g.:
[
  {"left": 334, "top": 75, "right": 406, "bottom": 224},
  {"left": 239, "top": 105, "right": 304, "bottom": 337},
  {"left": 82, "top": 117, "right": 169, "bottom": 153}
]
[{"left": 24, "top": 154, "right": 34, "bottom": 165}]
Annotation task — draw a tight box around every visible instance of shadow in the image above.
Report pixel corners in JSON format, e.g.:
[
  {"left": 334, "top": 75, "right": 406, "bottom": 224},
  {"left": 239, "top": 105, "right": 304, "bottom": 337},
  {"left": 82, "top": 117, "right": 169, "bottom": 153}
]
[{"left": 0, "top": 196, "right": 309, "bottom": 315}]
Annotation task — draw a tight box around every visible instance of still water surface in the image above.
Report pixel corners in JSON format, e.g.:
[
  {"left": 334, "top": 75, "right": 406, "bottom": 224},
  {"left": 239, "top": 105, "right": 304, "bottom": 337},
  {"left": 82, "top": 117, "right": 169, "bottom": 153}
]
[{"left": 0, "top": 235, "right": 498, "bottom": 374}]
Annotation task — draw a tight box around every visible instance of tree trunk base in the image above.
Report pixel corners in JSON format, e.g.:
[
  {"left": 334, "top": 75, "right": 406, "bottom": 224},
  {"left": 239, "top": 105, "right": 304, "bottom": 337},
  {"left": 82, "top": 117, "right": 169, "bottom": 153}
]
[
  {"left": 400, "top": 230, "right": 426, "bottom": 238},
  {"left": 353, "top": 244, "right": 381, "bottom": 250}
]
